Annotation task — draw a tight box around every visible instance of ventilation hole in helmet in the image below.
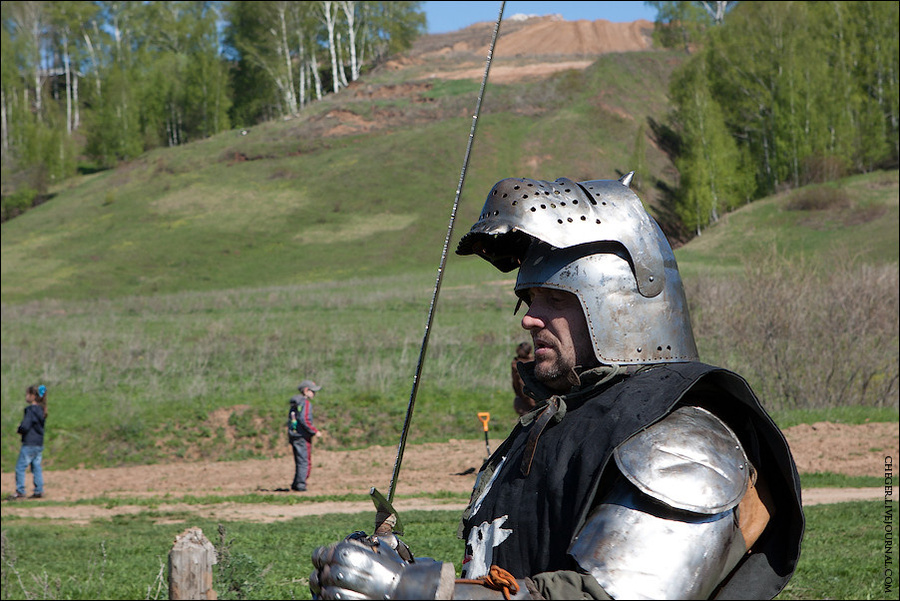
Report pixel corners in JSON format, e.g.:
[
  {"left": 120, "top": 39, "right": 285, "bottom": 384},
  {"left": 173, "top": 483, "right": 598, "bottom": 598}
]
[
  {"left": 530, "top": 207, "right": 537, "bottom": 212},
  {"left": 550, "top": 203, "right": 556, "bottom": 208},
  {"left": 494, "top": 211, "right": 500, "bottom": 216},
  {"left": 667, "top": 345, "right": 672, "bottom": 351},
  {"left": 527, "top": 183, "right": 534, "bottom": 187},
  {"left": 502, "top": 193, "right": 508, "bottom": 198},
  {"left": 541, "top": 204, "right": 547, "bottom": 209},
  {"left": 580, "top": 216, "right": 587, "bottom": 221},
  {"left": 522, "top": 194, "right": 529, "bottom": 199},
  {"left": 511, "top": 201, "right": 518, "bottom": 206},
  {"left": 560, "top": 202, "right": 567, "bottom": 206},
  {"left": 492, "top": 190, "right": 498, "bottom": 195},
  {"left": 657, "top": 346, "right": 663, "bottom": 352},
  {"left": 596, "top": 219, "right": 602, "bottom": 224},
  {"left": 557, "top": 219, "right": 564, "bottom": 224},
  {"left": 602, "top": 201, "right": 607, "bottom": 206},
  {"left": 637, "top": 347, "right": 643, "bottom": 353},
  {"left": 567, "top": 217, "right": 573, "bottom": 222},
  {"left": 564, "top": 188, "right": 571, "bottom": 193},
  {"left": 572, "top": 200, "right": 578, "bottom": 205},
  {"left": 514, "top": 185, "right": 520, "bottom": 190}
]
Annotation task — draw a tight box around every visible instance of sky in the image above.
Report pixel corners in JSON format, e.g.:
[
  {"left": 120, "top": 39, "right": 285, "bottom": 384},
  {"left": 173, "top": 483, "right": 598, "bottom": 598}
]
[{"left": 423, "top": 1, "right": 659, "bottom": 34}]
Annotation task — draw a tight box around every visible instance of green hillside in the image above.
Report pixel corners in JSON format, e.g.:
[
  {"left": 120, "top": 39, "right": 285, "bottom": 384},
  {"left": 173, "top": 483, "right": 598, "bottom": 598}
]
[
  {"left": 677, "top": 171, "right": 900, "bottom": 277},
  {"left": 0, "top": 51, "right": 681, "bottom": 304},
  {"left": 2, "top": 49, "right": 897, "bottom": 472}
]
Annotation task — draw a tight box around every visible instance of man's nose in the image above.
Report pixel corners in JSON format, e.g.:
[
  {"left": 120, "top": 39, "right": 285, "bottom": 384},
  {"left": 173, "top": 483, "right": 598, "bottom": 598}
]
[{"left": 521, "top": 307, "right": 544, "bottom": 330}]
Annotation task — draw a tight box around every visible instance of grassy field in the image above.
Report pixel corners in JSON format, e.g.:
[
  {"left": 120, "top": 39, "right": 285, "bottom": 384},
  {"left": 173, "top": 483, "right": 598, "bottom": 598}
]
[
  {"left": 1, "top": 499, "right": 894, "bottom": 600},
  {"left": 2, "top": 169, "right": 898, "bottom": 470}
]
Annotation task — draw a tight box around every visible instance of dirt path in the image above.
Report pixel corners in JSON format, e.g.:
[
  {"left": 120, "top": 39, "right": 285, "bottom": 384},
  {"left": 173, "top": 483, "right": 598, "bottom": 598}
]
[{"left": 2, "top": 421, "right": 896, "bottom": 523}]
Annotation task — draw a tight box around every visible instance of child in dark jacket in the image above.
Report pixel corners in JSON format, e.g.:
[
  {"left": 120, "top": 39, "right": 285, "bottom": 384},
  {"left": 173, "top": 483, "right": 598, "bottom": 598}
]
[{"left": 9, "top": 385, "right": 48, "bottom": 500}]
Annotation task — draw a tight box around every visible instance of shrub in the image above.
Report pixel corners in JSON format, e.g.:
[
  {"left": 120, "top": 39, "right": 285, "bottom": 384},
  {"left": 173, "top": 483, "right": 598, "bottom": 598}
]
[
  {"left": 688, "top": 252, "right": 899, "bottom": 411},
  {"left": 215, "top": 524, "right": 270, "bottom": 600},
  {"left": 784, "top": 185, "right": 852, "bottom": 211},
  {"left": 800, "top": 154, "right": 849, "bottom": 185},
  {"left": 1, "top": 187, "right": 37, "bottom": 222}
]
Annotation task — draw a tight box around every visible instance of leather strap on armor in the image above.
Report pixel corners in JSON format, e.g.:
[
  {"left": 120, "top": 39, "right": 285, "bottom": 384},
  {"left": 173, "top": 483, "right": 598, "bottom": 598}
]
[
  {"left": 456, "top": 565, "right": 520, "bottom": 599},
  {"left": 520, "top": 397, "right": 562, "bottom": 476}
]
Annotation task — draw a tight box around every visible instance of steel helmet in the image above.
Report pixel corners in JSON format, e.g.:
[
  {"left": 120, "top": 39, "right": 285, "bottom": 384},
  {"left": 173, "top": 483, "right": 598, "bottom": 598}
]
[{"left": 456, "top": 174, "right": 698, "bottom": 366}]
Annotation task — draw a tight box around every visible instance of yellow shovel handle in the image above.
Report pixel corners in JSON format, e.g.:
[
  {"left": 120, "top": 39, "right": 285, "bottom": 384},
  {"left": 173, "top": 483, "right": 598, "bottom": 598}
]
[{"left": 477, "top": 412, "right": 491, "bottom": 432}]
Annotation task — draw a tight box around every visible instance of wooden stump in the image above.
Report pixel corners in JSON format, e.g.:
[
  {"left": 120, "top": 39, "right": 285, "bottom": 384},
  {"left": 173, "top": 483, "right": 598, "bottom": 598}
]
[{"left": 168, "top": 527, "right": 218, "bottom": 600}]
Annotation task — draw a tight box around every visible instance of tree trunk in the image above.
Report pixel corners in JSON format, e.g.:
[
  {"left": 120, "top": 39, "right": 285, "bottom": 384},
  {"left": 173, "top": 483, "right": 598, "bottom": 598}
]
[
  {"left": 277, "top": 3, "right": 298, "bottom": 114},
  {"left": 73, "top": 71, "right": 80, "bottom": 131},
  {"left": 322, "top": 1, "right": 341, "bottom": 94},
  {"left": 84, "top": 28, "right": 102, "bottom": 97},
  {"left": 336, "top": 32, "right": 349, "bottom": 88},
  {"left": 340, "top": 1, "right": 360, "bottom": 81},
  {"left": 311, "top": 49, "right": 323, "bottom": 100},
  {"left": 298, "top": 41, "right": 307, "bottom": 109},
  {"left": 63, "top": 32, "right": 73, "bottom": 134},
  {"left": 1, "top": 88, "right": 8, "bottom": 153}
]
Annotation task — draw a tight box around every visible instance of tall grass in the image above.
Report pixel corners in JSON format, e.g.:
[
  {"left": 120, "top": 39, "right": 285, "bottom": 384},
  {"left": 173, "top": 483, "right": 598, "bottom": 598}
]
[
  {"left": 0, "top": 264, "right": 529, "bottom": 469},
  {"left": 3, "top": 247, "right": 897, "bottom": 471},
  {"left": 689, "top": 251, "right": 899, "bottom": 411}
]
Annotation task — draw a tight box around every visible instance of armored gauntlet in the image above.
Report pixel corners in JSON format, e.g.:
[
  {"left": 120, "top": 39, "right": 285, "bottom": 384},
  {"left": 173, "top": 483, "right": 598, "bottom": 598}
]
[{"left": 310, "top": 531, "right": 454, "bottom": 600}]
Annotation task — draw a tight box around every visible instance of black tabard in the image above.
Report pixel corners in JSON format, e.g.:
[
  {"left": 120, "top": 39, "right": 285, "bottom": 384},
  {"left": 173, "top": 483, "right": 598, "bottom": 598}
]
[{"left": 459, "top": 361, "right": 804, "bottom": 600}]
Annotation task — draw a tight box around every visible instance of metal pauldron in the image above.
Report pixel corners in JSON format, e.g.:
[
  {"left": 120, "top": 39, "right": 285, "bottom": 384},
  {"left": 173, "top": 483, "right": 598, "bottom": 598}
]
[{"left": 569, "top": 406, "right": 751, "bottom": 599}]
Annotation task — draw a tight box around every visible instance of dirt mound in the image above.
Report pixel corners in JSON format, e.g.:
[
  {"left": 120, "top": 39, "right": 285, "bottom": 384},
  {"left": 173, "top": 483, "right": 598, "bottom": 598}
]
[
  {"left": 487, "top": 18, "right": 654, "bottom": 57},
  {"left": 385, "top": 15, "right": 656, "bottom": 85},
  {"left": 413, "top": 15, "right": 654, "bottom": 59}
]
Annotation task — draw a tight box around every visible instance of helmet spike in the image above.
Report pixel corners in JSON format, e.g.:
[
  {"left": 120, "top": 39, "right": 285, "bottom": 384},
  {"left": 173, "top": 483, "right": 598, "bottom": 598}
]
[{"left": 619, "top": 171, "right": 635, "bottom": 187}]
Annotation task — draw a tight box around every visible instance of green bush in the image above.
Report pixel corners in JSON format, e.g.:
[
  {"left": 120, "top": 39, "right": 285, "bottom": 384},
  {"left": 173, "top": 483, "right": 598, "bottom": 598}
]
[{"left": 1, "top": 187, "right": 37, "bottom": 221}]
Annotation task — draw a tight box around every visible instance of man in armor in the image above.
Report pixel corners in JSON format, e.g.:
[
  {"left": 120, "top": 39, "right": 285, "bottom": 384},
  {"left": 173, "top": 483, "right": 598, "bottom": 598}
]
[{"left": 310, "top": 174, "right": 804, "bottom": 599}]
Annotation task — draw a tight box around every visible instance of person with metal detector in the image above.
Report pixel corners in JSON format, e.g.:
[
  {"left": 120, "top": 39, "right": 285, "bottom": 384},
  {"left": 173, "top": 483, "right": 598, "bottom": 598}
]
[{"left": 309, "top": 174, "right": 804, "bottom": 599}]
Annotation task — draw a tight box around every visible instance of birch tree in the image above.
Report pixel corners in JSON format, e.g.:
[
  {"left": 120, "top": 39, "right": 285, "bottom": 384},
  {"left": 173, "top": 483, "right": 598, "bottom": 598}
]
[
  {"left": 227, "top": 1, "right": 299, "bottom": 116},
  {"left": 340, "top": 0, "right": 360, "bottom": 81},
  {"left": 698, "top": 1, "right": 737, "bottom": 25},
  {"left": 4, "top": 1, "right": 47, "bottom": 117},
  {"left": 320, "top": 1, "right": 343, "bottom": 94}
]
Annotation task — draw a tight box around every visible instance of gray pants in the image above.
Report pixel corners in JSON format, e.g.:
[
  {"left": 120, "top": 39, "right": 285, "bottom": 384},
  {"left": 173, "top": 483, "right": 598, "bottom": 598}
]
[{"left": 290, "top": 435, "right": 311, "bottom": 490}]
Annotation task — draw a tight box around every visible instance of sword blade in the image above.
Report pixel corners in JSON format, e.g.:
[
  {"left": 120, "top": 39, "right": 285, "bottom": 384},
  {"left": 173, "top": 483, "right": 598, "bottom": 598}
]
[{"left": 386, "top": 1, "right": 507, "bottom": 504}]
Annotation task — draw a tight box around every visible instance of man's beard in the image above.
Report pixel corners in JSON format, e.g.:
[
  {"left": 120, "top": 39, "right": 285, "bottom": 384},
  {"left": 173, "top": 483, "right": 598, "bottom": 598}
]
[{"left": 533, "top": 354, "right": 575, "bottom": 392}]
